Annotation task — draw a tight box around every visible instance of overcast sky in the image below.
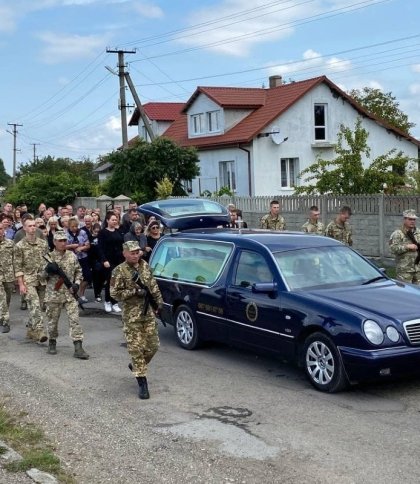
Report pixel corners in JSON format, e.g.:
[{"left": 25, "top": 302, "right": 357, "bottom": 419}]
[{"left": 0, "top": 0, "right": 419, "bottom": 175}]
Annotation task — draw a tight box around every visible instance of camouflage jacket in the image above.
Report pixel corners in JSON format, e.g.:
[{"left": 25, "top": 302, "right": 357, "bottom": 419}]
[
  {"left": 45, "top": 250, "right": 83, "bottom": 303},
  {"left": 389, "top": 226, "right": 420, "bottom": 269},
  {"left": 110, "top": 260, "right": 163, "bottom": 325},
  {"left": 260, "top": 214, "right": 286, "bottom": 231},
  {"left": 0, "top": 237, "right": 14, "bottom": 283},
  {"left": 14, "top": 237, "right": 49, "bottom": 286},
  {"left": 325, "top": 220, "right": 353, "bottom": 246},
  {"left": 302, "top": 220, "right": 325, "bottom": 235}
]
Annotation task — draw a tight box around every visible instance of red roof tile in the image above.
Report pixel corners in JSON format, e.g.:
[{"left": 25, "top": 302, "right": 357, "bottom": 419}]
[
  {"left": 129, "top": 102, "right": 184, "bottom": 126},
  {"left": 163, "top": 76, "right": 420, "bottom": 148}
]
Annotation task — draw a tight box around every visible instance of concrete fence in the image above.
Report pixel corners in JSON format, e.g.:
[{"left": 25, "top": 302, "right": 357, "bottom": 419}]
[{"left": 75, "top": 194, "right": 420, "bottom": 259}]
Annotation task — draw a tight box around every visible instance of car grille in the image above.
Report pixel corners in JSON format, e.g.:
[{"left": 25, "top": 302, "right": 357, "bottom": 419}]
[{"left": 403, "top": 319, "right": 420, "bottom": 345}]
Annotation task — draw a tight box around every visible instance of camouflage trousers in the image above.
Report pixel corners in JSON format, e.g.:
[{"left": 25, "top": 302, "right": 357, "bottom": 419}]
[
  {"left": 0, "top": 282, "right": 14, "bottom": 325},
  {"left": 26, "top": 285, "right": 46, "bottom": 331},
  {"left": 124, "top": 317, "right": 159, "bottom": 377},
  {"left": 396, "top": 270, "right": 420, "bottom": 285},
  {"left": 46, "top": 298, "right": 84, "bottom": 341}
]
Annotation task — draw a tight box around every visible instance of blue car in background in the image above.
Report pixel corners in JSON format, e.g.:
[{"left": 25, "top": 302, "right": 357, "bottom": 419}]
[{"left": 145, "top": 199, "right": 420, "bottom": 392}]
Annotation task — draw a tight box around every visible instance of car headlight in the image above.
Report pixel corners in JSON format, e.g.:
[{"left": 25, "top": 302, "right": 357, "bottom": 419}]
[
  {"left": 363, "top": 320, "right": 384, "bottom": 345},
  {"left": 386, "top": 326, "right": 400, "bottom": 343}
]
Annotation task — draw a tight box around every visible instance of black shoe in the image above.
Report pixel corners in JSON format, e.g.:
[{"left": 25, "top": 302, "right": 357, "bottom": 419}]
[
  {"left": 47, "top": 339, "right": 57, "bottom": 355},
  {"left": 137, "top": 376, "right": 150, "bottom": 399},
  {"left": 128, "top": 363, "right": 133, "bottom": 372},
  {"left": 1, "top": 324, "right": 10, "bottom": 334},
  {"left": 20, "top": 301, "right": 27, "bottom": 310}
]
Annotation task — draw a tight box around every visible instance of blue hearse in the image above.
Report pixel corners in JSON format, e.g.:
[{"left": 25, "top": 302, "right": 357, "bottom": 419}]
[{"left": 143, "top": 200, "right": 420, "bottom": 392}]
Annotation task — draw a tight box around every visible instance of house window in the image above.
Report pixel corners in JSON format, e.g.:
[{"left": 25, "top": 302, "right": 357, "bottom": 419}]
[
  {"left": 191, "top": 113, "right": 205, "bottom": 134},
  {"left": 314, "top": 104, "right": 327, "bottom": 140},
  {"left": 219, "top": 161, "right": 236, "bottom": 191},
  {"left": 141, "top": 125, "right": 148, "bottom": 141},
  {"left": 280, "top": 158, "right": 298, "bottom": 188},
  {"left": 207, "top": 111, "right": 220, "bottom": 133},
  {"left": 182, "top": 179, "right": 193, "bottom": 193}
]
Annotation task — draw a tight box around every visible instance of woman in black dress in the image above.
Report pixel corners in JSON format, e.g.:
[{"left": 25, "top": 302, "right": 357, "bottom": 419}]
[{"left": 97, "top": 212, "right": 124, "bottom": 313}]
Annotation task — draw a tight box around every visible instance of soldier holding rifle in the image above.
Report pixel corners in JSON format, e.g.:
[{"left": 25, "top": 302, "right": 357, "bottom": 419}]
[
  {"left": 110, "top": 240, "right": 163, "bottom": 400},
  {"left": 44, "top": 231, "right": 89, "bottom": 359},
  {"left": 389, "top": 209, "right": 420, "bottom": 284}
]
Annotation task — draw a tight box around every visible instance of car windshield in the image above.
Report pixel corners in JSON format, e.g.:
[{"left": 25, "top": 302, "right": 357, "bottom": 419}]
[
  {"left": 273, "top": 245, "right": 384, "bottom": 290},
  {"left": 146, "top": 199, "right": 225, "bottom": 217}
]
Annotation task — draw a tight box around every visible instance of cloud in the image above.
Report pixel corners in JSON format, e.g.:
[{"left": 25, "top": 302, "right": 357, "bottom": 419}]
[
  {"left": 266, "top": 49, "right": 353, "bottom": 79},
  {"left": 409, "top": 83, "right": 420, "bottom": 95},
  {"left": 132, "top": 1, "right": 164, "bottom": 19},
  {"left": 176, "top": 0, "right": 363, "bottom": 57},
  {"left": 412, "top": 64, "right": 420, "bottom": 73},
  {"left": 37, "top": 31, "right": 109, "bottom": 63},
  {"left": 0, "top": 6, "right": 18, "bottom": 32}
]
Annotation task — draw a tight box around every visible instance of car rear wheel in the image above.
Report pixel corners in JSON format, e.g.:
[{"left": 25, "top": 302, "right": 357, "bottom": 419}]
[
  {"left": 303, "top": 332, "right": 348, "bottom": 393},
  {"left": 174, "top": 305, "right": 201, "bottom": 350}
]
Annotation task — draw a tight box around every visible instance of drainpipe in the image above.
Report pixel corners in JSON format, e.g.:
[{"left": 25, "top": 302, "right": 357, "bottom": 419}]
[{"left": 238, "top": 145, "right": 252, "bottom": 196}]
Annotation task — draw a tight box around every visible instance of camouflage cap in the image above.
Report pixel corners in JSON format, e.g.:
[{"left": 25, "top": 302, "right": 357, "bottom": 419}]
[
  {"left": 53, "top": 231, "right": 68, "bottom": 241},
  {"left": 123, "top": 240, "right": 141, "bottom": 251},
  {"left": 403, "top": 209, "right": 417, "bottom": 219}
]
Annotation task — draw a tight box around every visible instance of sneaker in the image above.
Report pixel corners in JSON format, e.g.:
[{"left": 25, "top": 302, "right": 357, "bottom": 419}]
[
  {"left": 104, "top": 301, "right": 112, "bottom": 313},
  {"left": 95, "top": 297, "right": 102, "bottom": 302},
  {"left": 79, "top": 296, "right": 88, "bottom": 303},
  {"left": 112, "top": 304, "right": 121, "bottom": 313}
]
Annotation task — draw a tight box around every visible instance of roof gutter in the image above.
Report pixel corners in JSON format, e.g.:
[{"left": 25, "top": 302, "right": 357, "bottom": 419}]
[{"left": 238, "top": 145, "right": 252, "bottom": 196}]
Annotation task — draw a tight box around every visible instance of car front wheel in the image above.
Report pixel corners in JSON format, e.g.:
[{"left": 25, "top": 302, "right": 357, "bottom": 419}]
[
  {"left": 303, "top": 332, "right": 348, "bottom": 393},
  {"left": 174, "top": 305, "right": 201, "bottom": 350}
]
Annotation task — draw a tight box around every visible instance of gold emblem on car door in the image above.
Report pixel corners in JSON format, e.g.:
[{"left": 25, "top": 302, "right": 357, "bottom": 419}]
[{"left": 246, "top": 302, "right": 258, "bottom": 322}]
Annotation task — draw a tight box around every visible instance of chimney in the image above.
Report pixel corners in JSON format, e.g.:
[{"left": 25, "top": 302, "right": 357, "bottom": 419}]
[{"left": 269, "top": 75, "right": 282, "bottom": 88}]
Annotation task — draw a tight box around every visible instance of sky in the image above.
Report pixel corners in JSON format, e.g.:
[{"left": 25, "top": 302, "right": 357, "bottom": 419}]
[{"left": 0, "top": 0, "right": 419, "bottom": 176}]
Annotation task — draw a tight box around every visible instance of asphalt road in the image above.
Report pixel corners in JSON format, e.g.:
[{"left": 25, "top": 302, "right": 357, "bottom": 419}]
[{"left": 1, "top": 290, "right": 420, "bottom": 484}]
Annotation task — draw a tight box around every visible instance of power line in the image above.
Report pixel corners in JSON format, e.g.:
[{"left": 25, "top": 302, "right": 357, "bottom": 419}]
[{"left": 129, "top": 0, "right": 390, "bottom": 62}]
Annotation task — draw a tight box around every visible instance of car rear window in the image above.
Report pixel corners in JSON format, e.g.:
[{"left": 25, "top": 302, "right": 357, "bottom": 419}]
[
  {"left": 146, "top": 199, "right": 225, "bottom": 217},
  {"left": 150, "top": 238, "right": 233, "bottom": 285}
]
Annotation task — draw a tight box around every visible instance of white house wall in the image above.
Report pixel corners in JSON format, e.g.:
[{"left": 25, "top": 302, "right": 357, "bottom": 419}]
[
  {"left": 191, "top": 147, "right": 249, "bottom": 196},
  {"left": 253, "top": 83, "right": 418, "bottom": 195}
]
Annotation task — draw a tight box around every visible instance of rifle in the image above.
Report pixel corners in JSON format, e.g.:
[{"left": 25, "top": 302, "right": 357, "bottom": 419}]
[
  {"left": 406, "top": 230, "right": 420, "bottom": 265},
  {"left": 131, "top": 270, "right": 164, "bottom": 324},
  {"left": 43, "top": 254, "right": 85, "bottom": 310}
]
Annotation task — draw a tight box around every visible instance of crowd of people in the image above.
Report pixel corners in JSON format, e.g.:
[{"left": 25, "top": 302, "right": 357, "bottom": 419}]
[{"left": 0, "top": 200, "right": 164, "bottom": 399}]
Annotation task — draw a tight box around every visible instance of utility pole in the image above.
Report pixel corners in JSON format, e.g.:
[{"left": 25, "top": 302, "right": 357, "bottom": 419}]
[
  {"left": 106, "top": 48, "right": 136, "bottom": 150},
  {"left": 124, "top": 72, "right": 155, "bottom": 141},
  {"left": 7, "top": 122, "right": 22, "bottom": 184},
  {"left": 30, "top": 143, "right": 40, "bottom": 163}
]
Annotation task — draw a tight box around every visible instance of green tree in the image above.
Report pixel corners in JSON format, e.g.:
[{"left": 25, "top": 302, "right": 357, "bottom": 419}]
[
  {"left": 105, "top": 137, "right": 200, "bottom": 202},
  {"left": 18, "top": 155, "right": 95, "bottom": 179},
  {"left": 5, "top": 172, "right": 94, "bottom": 212},
  {"left": 296, "top": 118, "right": 410, "bottom": 195},
  {"left": 0, "top": 158, "right": 11, "bottom": 187},
  {"left": 348, "top": 87, "right": 415, "bottom": 134}
]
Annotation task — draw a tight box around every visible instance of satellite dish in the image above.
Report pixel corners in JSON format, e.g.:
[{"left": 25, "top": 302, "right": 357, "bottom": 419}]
[{"left": 270, "top": 126, "right": 282, "bottom": 145}]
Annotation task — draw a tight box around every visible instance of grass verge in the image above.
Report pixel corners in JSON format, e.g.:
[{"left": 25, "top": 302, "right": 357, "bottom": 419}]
[{"left": 0, "top": 402, "right": 75, "bottom": 483}]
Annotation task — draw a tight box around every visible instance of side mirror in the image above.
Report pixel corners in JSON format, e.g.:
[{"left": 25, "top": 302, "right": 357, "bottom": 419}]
[{"left": 252, "top": 282, "right": 277, "bottom": 294}]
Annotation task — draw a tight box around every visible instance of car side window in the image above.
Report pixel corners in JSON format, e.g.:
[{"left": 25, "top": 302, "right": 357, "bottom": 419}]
[{"left": 234, "top": 251, "right": 273, "bottom": 288}]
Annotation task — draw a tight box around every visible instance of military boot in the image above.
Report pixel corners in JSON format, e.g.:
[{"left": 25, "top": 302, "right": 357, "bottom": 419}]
[
  {"left": 1, "top": 324, "right": 10, "bottom": 334},
  {"left": 73, "top": 341, "right": 89, "bottom": 360},
  {"left": 47, "top": 339, "right": 57, "bottom": 355},
  {"left": 136, "top": 376, "right": 150, "bottom": 399}
]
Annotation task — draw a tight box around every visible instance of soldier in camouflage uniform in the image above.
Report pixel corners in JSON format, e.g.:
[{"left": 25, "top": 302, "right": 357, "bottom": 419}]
[
  {"left": 14, "top": 218, "right": 49, "bottom": 342},
  {"left": 325, "top": 206, "right": 353, "bottom": 246},
  {"left": 0, "top": 224, "right": 14, "bottom": 333},
  {"left": 302, "top": 205, "right": 324, "bottom": 235},
  {"left": 44, "top": 231, "right": 89, "bottom": 358},
  {"left": 260, "top": 200, "right": 286, "bottom": 230},
  {"left": 110, "top": 240, "right": 163, "bottom": 399},
  {"left": 389, "top": 209, "right": 420, "bottom": 284}
]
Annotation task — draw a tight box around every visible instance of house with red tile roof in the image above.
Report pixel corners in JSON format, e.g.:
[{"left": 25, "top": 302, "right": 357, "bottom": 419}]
[
  {"left": 163, "top": 75, "right": 420, "bottom": 196},
  {"left": 129, "top": 102, "right": 184, "bottom": 142}
]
